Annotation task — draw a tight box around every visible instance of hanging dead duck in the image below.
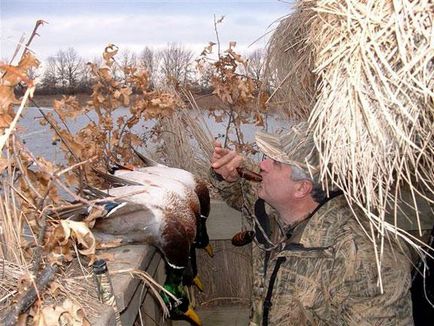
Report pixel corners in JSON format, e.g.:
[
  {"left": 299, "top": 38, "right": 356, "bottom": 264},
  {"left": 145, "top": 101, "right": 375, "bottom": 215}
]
[
  {"left": 91, "top": 169, "right": 204, "bottom": 325},
  {"left": 129, "top": 150, "right": 215, "bottom": 290},
  {"left": 49, "top": 167, "right": 201, "bottom": 325}
]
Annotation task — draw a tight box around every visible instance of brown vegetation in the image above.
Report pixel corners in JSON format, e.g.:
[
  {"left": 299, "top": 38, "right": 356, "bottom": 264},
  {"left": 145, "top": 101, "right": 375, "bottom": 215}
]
[{"left": 0, "top": 20, "right": 268, "bottom": 323}]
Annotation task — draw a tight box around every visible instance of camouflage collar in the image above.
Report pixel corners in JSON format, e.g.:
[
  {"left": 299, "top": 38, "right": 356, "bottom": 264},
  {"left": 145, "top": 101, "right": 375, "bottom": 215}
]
[
  {"left": 285, "top": 218, "right": 310, "bottom": 243},
  {"left": 299, "top": 194, "right": 348, "bottom": 248},
  {"left": 286, "top": 190, "right": 344, "bottom": 245}
]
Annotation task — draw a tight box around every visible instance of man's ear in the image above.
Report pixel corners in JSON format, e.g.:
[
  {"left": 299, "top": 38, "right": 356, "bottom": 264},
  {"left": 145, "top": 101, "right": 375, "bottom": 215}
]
[{"left": 294, "top": 180, "right": 313, "bottom": 199}]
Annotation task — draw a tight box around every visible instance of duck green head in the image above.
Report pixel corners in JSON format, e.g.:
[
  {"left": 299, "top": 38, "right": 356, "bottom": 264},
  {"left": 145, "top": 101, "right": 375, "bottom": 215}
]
[{"left": 162, "top": 266, "right": 202, "bottom": 326}]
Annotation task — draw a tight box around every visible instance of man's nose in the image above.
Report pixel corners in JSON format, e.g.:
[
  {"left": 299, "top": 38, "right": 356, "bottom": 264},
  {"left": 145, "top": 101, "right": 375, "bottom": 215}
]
[{"left": 259, "top": 158, "right": 271, "bottom": 171}]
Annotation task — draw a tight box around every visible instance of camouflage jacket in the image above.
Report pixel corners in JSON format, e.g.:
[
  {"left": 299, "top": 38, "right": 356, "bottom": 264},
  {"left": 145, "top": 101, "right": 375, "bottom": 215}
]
[{"left": 210, "top": 171, "right": 414, "bottom": 326}]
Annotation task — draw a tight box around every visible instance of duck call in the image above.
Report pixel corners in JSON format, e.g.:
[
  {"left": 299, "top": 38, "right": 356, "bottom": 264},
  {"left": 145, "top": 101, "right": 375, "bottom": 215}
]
[{"left": 236, "top": 167, "right": 262, "bottom": 182}]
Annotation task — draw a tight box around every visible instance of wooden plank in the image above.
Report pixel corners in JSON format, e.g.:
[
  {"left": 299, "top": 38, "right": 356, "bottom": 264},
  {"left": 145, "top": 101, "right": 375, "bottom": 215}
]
[{"left": 208, "top": 200, "right": 243, "bottom": 240}]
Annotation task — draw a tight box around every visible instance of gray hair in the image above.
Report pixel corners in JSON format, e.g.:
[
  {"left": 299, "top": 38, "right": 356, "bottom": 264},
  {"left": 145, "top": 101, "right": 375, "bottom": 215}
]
[{"left": 289, "top": 165, "right": 327, "bottom": 204}]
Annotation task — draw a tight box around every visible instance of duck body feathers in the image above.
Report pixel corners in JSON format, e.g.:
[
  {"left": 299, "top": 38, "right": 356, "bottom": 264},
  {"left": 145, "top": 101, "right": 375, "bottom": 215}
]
[{"left": 93, "top": 171, "right": 200, "bottom": 269}]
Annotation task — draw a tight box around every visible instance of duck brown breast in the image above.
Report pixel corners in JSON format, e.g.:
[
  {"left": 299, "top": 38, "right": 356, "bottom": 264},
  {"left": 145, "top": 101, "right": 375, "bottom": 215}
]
[{"left": 161, "top": 207, "right": 196, "bottom": 268}]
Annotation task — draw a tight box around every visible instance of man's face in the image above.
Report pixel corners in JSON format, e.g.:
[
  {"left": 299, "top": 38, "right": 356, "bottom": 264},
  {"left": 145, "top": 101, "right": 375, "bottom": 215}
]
[{"left": 258, "top": 158, "right": 297, "bottom": 208}]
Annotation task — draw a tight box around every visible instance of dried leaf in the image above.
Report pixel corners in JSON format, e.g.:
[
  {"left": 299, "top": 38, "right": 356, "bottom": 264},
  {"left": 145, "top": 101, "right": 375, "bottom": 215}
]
[
  {"left": 0, "top": 157, "right": 9, "bottom": 173},
  {"left": 0, "top": 85, "right": 19, "bottom": 110},
  {"left": 18, "top": 51, "right": 40, "bottom": 71},
  {"left": 36, "top": 156, "right": 57, "bottom": 175},
  {"left": 33, "top": 299, "right": 89, "bottom": 326},
  {"left": 53, "top": 96, "right": 84, "bottom": 120},
  {"left": 103, "top": 44, "right": 118, "bottom": 64},
  {"left": 60, "top": 220, "right": 96, "bottom": 256}
]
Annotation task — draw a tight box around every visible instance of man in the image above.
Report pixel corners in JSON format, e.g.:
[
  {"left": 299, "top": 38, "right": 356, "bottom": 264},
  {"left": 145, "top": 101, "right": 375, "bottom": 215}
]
[{"left": 210, "top": 123, "right": 413, "bottom": 325}]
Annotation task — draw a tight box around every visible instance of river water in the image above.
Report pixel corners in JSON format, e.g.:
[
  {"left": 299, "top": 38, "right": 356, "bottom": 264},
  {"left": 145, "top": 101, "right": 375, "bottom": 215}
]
[{"left": 16, "top": 106, "right": 288, "bottom": 164}]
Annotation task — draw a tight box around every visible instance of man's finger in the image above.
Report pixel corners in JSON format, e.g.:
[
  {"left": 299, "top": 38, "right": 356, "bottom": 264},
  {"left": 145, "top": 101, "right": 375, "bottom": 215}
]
[
  {"left": 212, "top": 151, "right": 237, "bottom": 169},
  {"left": 214, "top": 146, "right": 230, "bottom": 156},
  {"left": 212, "top": 152, "right": 223, "bottom": 162}
]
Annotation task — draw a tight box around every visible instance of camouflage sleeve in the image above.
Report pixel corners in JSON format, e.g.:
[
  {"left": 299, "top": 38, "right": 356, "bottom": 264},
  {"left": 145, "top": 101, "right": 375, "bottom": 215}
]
[
  {"left": 329, "top": 236, "right": 414, "bottom": 325},
  {"left": 208, "top": 160, "right": 259, "bottom": 213}
]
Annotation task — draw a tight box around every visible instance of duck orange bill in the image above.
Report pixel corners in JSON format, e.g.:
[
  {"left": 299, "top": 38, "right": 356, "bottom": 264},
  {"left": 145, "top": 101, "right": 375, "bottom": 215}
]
[
  {"left": 184, "top": 307, "right": 202, "bottom": 326},
  {"left": 203, "top": 244, "right": 214, "bottom": 257},
  {"left": 236, "top": 167, "right": 262, "bottom": 182},
  {"left": 193, "top": 275, "right": 204, "bottom": 292}
]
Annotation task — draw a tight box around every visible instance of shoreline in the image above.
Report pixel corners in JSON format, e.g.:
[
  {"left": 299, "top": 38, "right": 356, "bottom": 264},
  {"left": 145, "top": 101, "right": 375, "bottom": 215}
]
[
  {"left": 30, "top": 93, "right": 280, "bottom": 114},
  {"left": 31, "top": 92, "right": 228, "bottom": 111}
]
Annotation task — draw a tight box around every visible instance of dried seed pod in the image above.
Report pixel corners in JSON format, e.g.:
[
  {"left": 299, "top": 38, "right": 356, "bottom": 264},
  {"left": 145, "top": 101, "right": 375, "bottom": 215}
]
[
  {"left": 236, "top": 167, "right": 262, "bottom": 182},
  {"left": 231, "top": 230, "right": 256, "bottom": 246}
]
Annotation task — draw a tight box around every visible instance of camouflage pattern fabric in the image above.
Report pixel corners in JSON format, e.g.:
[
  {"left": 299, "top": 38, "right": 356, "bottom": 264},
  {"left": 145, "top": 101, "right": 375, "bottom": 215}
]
[
  {"left": 209, "top": 171, "right": 414, "bottom": 325},
  {"left": 209, "top": 167, "right": 274, "bottom": 325}
]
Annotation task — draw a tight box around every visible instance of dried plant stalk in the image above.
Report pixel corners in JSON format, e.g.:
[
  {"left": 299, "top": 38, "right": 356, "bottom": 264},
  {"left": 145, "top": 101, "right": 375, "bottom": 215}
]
[
  {"left": 155, "top": 91, "right": 215, "bottom": 178},
  {"left": 267, "top": 0, "right": 434, "bottom": 279},
  {"left": 265, "top": 2, "right": 317, "bottom": 120},
  {"left": 306, "top": 0, "right": 433, "bottom": 276}
]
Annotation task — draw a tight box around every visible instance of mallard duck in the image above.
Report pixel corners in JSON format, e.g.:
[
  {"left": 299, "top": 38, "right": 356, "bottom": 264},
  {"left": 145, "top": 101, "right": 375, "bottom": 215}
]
[
  {"left": 90, "top": 168, "right": 203, "bottom": 325},
  {"left": 182, "top": 213, "right": 211, "bottom": 292},
  {"left": 121, "top": 151, "right": 214, "bottom": 288},
  {"left": 50, "top": 165, "right": 203, "bottom": 325}
]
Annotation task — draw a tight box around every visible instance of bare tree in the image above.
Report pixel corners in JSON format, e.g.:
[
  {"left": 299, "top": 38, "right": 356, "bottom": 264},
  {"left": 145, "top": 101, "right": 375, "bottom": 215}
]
[
  {"left": 54, "top": 48, "right": 83, "bottom": 93},
  {"left": 159, "top": 42, "right": 193, "bottom": 86},
  {"left": 78, "top": 61, "right": 93, "bottom": 93},
  {"left": 40, "top": 56, "right": 58, "bottom": 93},
  {"left": 196, "top": 61, "right": 214, "bottom": 92},
  {"left": 117, "top": 48, "right": 137, "bottom": 83},
  {"left": 139, "top": 46, "right": 160, "bottom": 88},
  {"left": 247, "top": 48, "right": 266, "bottom": 81}
]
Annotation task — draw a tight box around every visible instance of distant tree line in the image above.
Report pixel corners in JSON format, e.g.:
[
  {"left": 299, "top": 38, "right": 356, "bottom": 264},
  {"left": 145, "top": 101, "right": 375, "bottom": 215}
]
[{"left": 34, "top": 43, "right": 267, "bottom": 95}]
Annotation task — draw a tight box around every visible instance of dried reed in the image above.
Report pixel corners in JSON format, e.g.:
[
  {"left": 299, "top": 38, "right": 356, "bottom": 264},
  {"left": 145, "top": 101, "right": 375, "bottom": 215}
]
[
  {"left": 265, "top": 2, "right": 317, "bottom": 120},
  {"left": 268, "top": 0, "right": 434, "bottom": 281},
  {"left": 156, "top": 90, "right": 214, "bottom": 178}
]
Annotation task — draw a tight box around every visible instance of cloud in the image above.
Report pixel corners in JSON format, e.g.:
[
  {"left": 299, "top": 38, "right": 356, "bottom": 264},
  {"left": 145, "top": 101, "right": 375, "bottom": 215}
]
[{"left": 1, "top": 1, "right": 289, "bottom": 62}]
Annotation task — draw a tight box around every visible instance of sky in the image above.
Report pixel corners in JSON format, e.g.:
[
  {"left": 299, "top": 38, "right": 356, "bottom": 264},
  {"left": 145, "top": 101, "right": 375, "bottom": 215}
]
[{"left": 0, "top": 0, "right": 291, "bottom": 64}]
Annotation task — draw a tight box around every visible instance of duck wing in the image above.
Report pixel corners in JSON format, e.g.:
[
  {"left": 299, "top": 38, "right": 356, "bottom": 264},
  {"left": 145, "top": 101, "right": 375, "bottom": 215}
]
[
  {"left": 132, "top": 148, "right": 162, "bottom": 167},
  {"left": 93, "top": 169, "right": 143, "bottom": 186},
  {"left": 118, "top": 168, "right": 212, "bottom": 255}
]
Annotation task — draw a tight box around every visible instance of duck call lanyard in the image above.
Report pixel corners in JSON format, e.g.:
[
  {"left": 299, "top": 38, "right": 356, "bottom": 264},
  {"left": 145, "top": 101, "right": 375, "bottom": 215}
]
[{"left": 262, "top": 190, "right": 343, "bottom": 326}]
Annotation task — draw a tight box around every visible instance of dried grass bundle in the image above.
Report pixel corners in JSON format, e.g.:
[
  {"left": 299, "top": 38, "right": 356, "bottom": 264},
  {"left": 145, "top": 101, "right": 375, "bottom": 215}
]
[
  {"left": 156, "top": 91, "right": 214, "bottom": 178},
  {"left": 306, "top": 0, "right": 433, "bottom": 230},
  {"left": 267, "top": 0, "right": 434, "bottom": 280},
  {"left": 0, "top": 260, "right": 31, "bottom": 315},
  {"left": 265, "top": 3, "right": 317, "bottom": 120},
  {"left": 0, "top": 175, "right": 30, "bottom": 266}
]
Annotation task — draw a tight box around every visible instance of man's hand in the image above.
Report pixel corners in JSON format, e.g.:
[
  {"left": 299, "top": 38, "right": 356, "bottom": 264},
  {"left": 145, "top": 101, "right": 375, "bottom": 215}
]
[{"left": 211, "top": 141, "right": 244, "bottom": 182}]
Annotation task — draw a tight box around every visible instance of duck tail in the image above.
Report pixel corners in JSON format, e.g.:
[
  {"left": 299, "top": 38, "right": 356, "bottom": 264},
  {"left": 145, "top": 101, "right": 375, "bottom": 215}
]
[
  {"left": 107, "top": 162, "right": 133, "bottom": 174},
  {"left": 47, "top": 199, "right": 124, "bottom": 221}
]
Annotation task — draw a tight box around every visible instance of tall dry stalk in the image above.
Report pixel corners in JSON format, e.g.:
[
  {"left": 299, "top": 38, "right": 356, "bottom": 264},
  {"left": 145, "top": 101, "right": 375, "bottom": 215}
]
[
  {"left": 0, "top": 161, "right": 31, "bottom": 266},
  {"left": 306, "top": 0, "right": 433, "bottom": 230},
  {"left": 155, "top": 90, "right": 214, "bottom": 178},
  {"left": 267, "top": 0, "right": 434, "bottom": 286},
  {"left": 265, "top": 3, "right": 317, "bottom": 120}
]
